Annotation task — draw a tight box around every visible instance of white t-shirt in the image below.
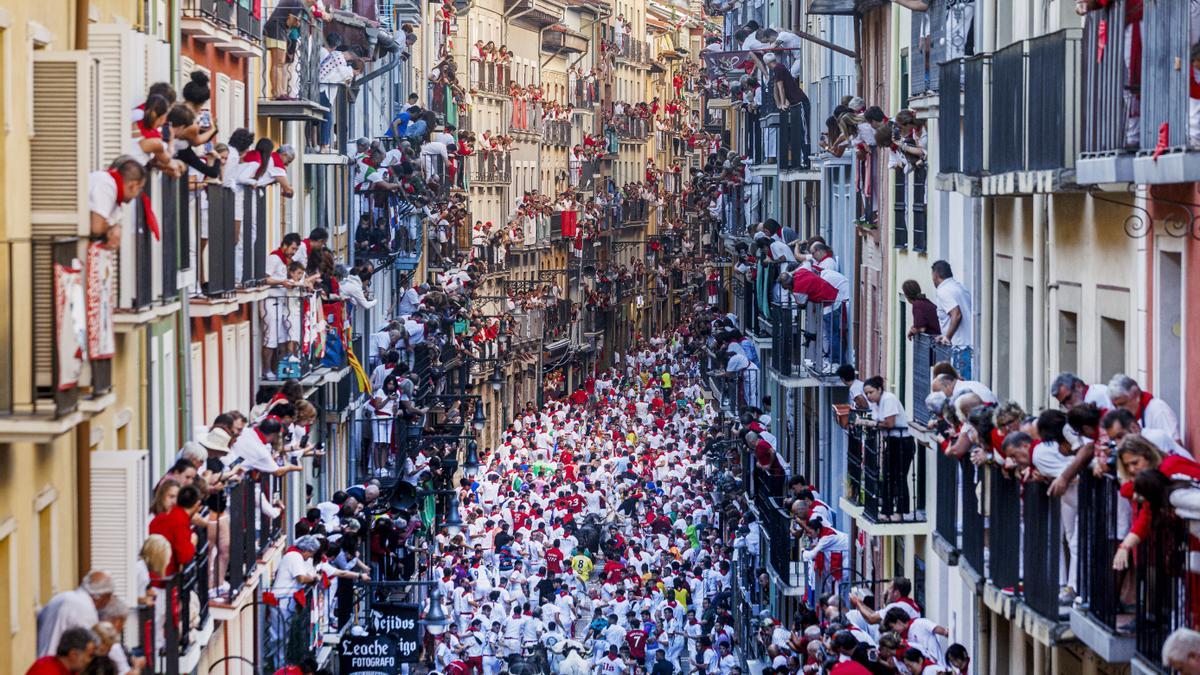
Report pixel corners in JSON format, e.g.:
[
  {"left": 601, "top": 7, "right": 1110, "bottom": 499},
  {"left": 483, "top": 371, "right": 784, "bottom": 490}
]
[
  {"left": 265, "top": 252, "right": 290, "bottom": 298},
  {"left": 1142, "top": 397, "right": 1181, "bottom": 441},
  {"left": 1084, "top": 384, "right": 1113, "bottom": 409},
  {"left": 272, "top": 549, "right": 312, "bottom": 596},
  {"left": 1141, "top": 427, "right": 1190, "bottom": 459},
  {"left": 904, "top": 617, "right": 946, "bottom": 663},
  {"left": 820, "top": 267, "right": 852, "bottom": 307},
  {"left": 230, "top": 429, "right": 282, "bottom": 474},
  {"left": 768, "top": 239, "right": 796, "bottom": 262},
  {"left": 934, "top": 277, "right": 974, "bottom": 347},
  {"left": 953, "top": 379, "right": 998, "bottom": 404},
  {"left": 88, "top": 170, "right": 124, "bottom": 226},
  {"left": 869, "top": 391, "right": 909, "bottom": 430},
  {"left": 848, "top": 379, "right": 867, "bottom": 409},
  {"left": 1031, "top": 441, "right": 1074, "bottom": 480}
]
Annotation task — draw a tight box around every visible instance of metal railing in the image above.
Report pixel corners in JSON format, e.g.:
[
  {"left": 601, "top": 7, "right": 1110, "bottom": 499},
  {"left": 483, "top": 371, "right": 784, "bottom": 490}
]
[
  {"left": 934, "top": 448, "right": 958, "bottom": 545},
  {"left": 988, "top": 466, "right": 1021, "bottom": 591},
  {"left": 778, "top": 103, "right": 811, "bottom": 170},
  {"left": 615, "top": 115, "right": 649, "bottom": 141},
  {"left": 1077, "top": 473, "right": 1123, "bottom": 633},
  {"left": 989, "top": 40, "right": 1026, "bottom": 175},
  {"left": 939, "top": 58, "right": 963, "bottom": 174},
  {"left": 768, "top": 299, "right": 845, "bottom": 378},
  {"left": 1139, "top": 0, "right": 1193, "bottom": 152},
  {"left": 543, "top": 119, "right": 571, "bottom": 146},
  {"left": 571, "top": 78, "right": 598, "bottom": 108},
  {"left": 474, "top": 152, "right": 512, "bottom": 183},
  {"left": 910, "top": 333, "right": 955, "bottom": 424},
  {"left": 852, "top": 425, "right": 927, "bottom": 524},
  {"left": 474, "top": 62, "right": 512, "bottom": 95},
  {"left": 1027, "top": 30, "right": 1081, "bottom": 170},
  {"left": 962, "top": 55, "right": 989, "bottom": 175},
  {"left": 1022, "top": 483, "right": 1063, "bottom": 619},
  {"left": 1134, "top": 512, "right": 1192, "bottom": 667},
  {"left": 262, "top": 293, "right": 321, "bottom": 380},
  {"left": 959, "top": 458, "right": 985, "bottom": 573},
  {"left": 1080, "top": 0, "right": 1131, "bottom": 156}
]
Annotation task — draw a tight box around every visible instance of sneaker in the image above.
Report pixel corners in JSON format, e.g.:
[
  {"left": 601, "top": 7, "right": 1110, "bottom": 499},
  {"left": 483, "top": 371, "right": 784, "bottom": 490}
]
[
  {"left": 1058, "top": 587, "right": 1077, "bottom": 605},
  {"left": 264, "top": 371, "right": 278, "bottom": 381},
  {"left": 1117, "top": 619, "right": 1136, "bottom": 634}
]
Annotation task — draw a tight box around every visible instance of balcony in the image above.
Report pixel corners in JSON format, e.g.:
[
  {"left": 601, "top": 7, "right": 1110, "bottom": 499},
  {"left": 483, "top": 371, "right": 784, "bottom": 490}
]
[
  {"left": 544, "top": 119, "right": 572, "bottom": 147},
  {"left": 116, "top": 173, "right": 187, "bottom": 323},
  {"left": 842, "top": 419, "right": 929, "bottom": 530},
  {"left": 503, "top": 0, "right": 567, "bottom": 29},
  {"left": 1131, "top": 0, "right": 1200, "bottom": 184},
  {"left": 181, "top": 0, "right": 263, "bottom": 55},
  {"left": 473, "top": 152, "right": 513, "bottom": 185},
  {"left": 1072, "top": 473, "right": 1137, "bottom": 662},
  {"left": 986, "top": 29, "right": 1082, "bottom": 194},
  {"left": 474, "top": 62, "right": 512, "bottom": 97},
  {"left": 571, "top": 78, "right": 598, "bottom": 109},
  {"left": 543, "top": 26, "right": 588, "bottom": 53},
  {"left": 613, "top": 197, "right": 649, "bottom": 226},
  {"left": 767, "top": 299, "right": 846, "bottom": 382},
  {"left": 258, "top": 15, "right": 327, "bottom": 122},
  {"left": 353, "top": 189, "right": 425, "bottom": 271},
  {"left": 615, "top": 114, "right": 649, "bottom": 142},
  {"left": 751, "top": 465, "right": 809, "bottom": 592},
  {"left": 1077, "top": 0, "right": 1136, "bottom": 183}
]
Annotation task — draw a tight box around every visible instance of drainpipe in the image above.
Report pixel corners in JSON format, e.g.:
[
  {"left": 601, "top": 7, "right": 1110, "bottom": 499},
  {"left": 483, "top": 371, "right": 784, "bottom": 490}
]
[
  {"left": 1032, "top": 194, "right": 1046, "bottom": 408},
  {"left": 76, "top": 0, "right": 89, "bottom": 48},
  {"left": 979, "top": 198, "right": 993, "bottom": 386}
]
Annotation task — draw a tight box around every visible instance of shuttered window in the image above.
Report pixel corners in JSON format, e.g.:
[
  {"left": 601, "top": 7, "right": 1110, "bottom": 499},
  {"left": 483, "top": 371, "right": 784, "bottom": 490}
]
[{"left": 89, "top": 450, "right": 150, "bottom": 608}]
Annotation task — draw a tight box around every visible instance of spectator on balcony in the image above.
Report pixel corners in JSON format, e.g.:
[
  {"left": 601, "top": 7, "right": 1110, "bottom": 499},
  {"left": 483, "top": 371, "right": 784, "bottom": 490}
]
[
  {"left": 27, "top": 626, "right": 98, "bottom": 675},
  {"left": 1109, "top": 435, "right": 1200, "bottom": 564},
  {"left": 264, "top": 0, "right": 314, "bottom": 100},
  {"left": 930, "top": 371, "right": 997, "bottom": 406},
  {"left": 148, "top": 483, "right": 201, "bottom": 577},
  {"left": 1101, "top": 407, "right": 1190, "bottom": 462},
  {"left": 930, "top": 260, "right": 973, "bottom": 376},
  {"left": 857, "top": 377, "right": 916, "bottom": 521},
  {"left": 266, "top": 535, "right": 320, "bottom": 669},
  {"left": 1163, "top": 627, "right": 1200, "bottom": 674},
  {"left": 1028, "top": 409, "right": 1083, "bottom": 604},
  {"left": 133, "top": 94, "right": 184, "bottom": 178},
  {"left": 779, "top": 263, "right": 837, "bottom": 307},
  {"left": 1049, "top": 371, "right": 1112, "bottom": 410},
  {"left": 901, "top": 280, "right": 941, "bottom": 341},
  {"left": 35, "top": 572, "right": 113, "bottom": 658},
  {"left": 230, "top": 417, "right": 303, "bottom": 477},
  {"left": 88, "top": 157, "right": 147, "bottom": 247},
  {"left": 762, "top": 53, "right": 808, "bottom": 112},
  {"left": 262, "top": 233, "right": 304, "bottom": 379},
  {"left": 291, "top": 227, "right": 327, "bottom": 270},
  {"left": 1108, "top": 373, "right": 1181, "bottom": 441},
  {"left": 317, "top": 32, "right": 355, "bottom": 153},
  {"left": 851, "top": 577, "right": 923, "bottom": 631},
  {"left": 881, "top": 609, "right": 948, "bottom": 666}
]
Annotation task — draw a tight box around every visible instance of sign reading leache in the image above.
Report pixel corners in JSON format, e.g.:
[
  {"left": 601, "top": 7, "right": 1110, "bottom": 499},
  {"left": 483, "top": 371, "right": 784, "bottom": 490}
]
[
  {"left": 367, "top": 602, "right": 421, "bottom": 662},
  {"left": 339, "top": 633, "right": 399, "bottom": 674}
]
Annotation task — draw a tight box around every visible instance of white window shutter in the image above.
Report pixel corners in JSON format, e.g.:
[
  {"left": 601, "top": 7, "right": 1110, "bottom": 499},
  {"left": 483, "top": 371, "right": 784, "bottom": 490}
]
[
  {"left": 89, "top": 450, "right": 149, "bottom": 607},
  {"left": 179, "top": 56, "right": 195, "bottom": 88},
  {"left": 88, "top": 24, "right": 146, "bottom": 164},
  {"left": 232, "top": 80, "right": 246, "bottom": 131},
  {"left": 31, "top": 51, "right": 93, "bottom": 238},
  {"left": 216, "top": 74, "right": 231, "bottom": 135},
  {"left": 145, "top": 39, "right": 170, "bottom": 91}
]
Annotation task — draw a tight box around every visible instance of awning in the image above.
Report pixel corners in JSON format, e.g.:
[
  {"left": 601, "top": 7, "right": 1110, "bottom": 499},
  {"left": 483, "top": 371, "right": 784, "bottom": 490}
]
[{"left": 807, "top": 0, "right": 888, "bottom": 15}]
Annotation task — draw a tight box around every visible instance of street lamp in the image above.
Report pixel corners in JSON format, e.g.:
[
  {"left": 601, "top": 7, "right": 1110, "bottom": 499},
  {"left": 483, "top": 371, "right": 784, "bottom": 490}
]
[
  {"left": 442, "top": 495, "right": 464, "bottom": 535},
  {"left": 462, "top": 441, "right": 481, "bottom": 479},
  {"left": 472, "top": 403, "right": 487, "bottom": 430},
  {"left": 489, "top": 365, "right": 505, "bottom": 392},
  {"left": 423, "top": 589, "right": 452, "bottom": 635}
]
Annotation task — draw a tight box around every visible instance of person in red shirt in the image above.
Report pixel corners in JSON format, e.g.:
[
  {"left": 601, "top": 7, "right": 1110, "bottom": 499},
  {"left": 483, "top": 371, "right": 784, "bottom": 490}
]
[
  {"left": 781, "top": 266, "right": 839, "bottom": 304},
  {"left": 148, "top": 484, "right": 202, "bottom": 575},
  {"left": 625, "top": 618, "right": 648, "bottom": 661},
  {"left": 545, "top": 540, "right": 566, "bottom": 574},
  {"left": 26, "top": 627, "right": 97, "bottom": 675}
]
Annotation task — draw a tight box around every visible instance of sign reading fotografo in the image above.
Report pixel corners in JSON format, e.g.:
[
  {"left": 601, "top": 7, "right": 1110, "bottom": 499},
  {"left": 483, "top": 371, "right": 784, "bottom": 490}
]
[
  {"left": 339, "top": 633, "right": 399, "bottom": 674},
  {"left": 367, "top": 602, "right": 421, "bottom": 662}
]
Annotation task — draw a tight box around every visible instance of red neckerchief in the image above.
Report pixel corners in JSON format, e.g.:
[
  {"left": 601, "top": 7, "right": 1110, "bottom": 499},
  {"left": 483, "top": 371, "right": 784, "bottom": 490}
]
[
  {"left": 137, "top": 116, "right": 162, "bottom": 140},
  {"left": 108, "top": 168, "right": 160, "bottom": 241},
  {"left": 894, "top": 596, "right": 923, "bottom": 614},
  {"left": 255, "top": 428, "right": 270, "bottom": 444},
  {"left": 270, "top": 248, "right": 291, "bottom": 265},
  {"left": 1135, "top": 390, "right": 1155, "bottom": 424}
]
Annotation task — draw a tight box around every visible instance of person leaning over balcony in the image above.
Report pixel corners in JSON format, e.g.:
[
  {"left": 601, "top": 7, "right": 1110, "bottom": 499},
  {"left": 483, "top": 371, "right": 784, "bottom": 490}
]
[
  {"left": 36, "top": 572, "right": 114, "bottom": 658},
  {"left": 881, "top": 609, "right": 949, "bottom": 666},
  {"left": 850, "top": 576, "right": 923, "bottom": 629},
  {"left": 88, "top": 156, "right": 147, "bottom": 247},
  {"left": 1109, "top": 435, "right": 1200, "bottom": 571},
  {"left": 1049, "top": 371, "right": 1113, "bottom": 410},
  {"left": 1163, "top": 627, "right": 1200, "bottom": 674},
  {"left": 930, "top": 371, "right": 997, "bottom": 406},
  {"left": 930, "top": 260, "right": 974, "bottom": 377},
  {"left": 230, "top": 417, "right": 303, "bottom": 478},
  {"left": 1108, "top": 373, "right": 1181, "bottom": 441},
  {"left": 27, "top": 626, "right": 99, "bottom": 675},
  {"left": 148, "top": 483, "right": 201, "bottom": 577},
  {"left": 97, "top": 598, "right": 143, "bottom": 675},
  {"left": 901, "top": 280, "right": 941, "bottom": 341},
  {"left": 1123, "top": 469, "right": 1200, "bottom": 626},
  {"left": 265, "top": 535, "right": 320, "bottom": 670},
  {"left": 857, "top": 376, "right": 916, "bottom": 521},
  {"left": 264, "top": 0, "right": 315, "bottom": 100},
  {"left": 131, "top": 94, "right": 184, "bottom": 178}
]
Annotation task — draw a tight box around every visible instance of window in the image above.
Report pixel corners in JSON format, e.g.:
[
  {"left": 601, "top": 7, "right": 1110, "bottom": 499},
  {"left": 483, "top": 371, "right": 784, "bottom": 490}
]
[
  {"left": 996, "top": 281, "right": 1011, "bottom": 398},
  {"left": 1058, "top": 310, "right": 1078, "bottom": 375},
  {"left": 1157, "top": 251, "right": 1184, "bottom": 416},
  {"left": 1025, "top": 286, "right": 1034, "bottom": 406},
  {"left": 36, "top": 492, "right": 55, "bottom": 606},
  {"left": 1100, "top": 317, "right": 1126, "bottom": 382}
]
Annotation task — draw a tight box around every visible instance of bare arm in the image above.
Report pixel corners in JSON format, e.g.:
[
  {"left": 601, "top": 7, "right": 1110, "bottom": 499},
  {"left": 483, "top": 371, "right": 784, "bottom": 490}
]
[{"left": 1048, "top": 444, "right": 1094, "bottom": 497}]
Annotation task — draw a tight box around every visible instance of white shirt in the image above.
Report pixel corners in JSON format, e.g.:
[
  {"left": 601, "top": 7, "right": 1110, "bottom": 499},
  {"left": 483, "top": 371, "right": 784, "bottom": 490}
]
[
  {"left": 848, "top": 379, "right": 867, "bottom": 409},
  {"left": 1084, "top": 384, "right": 1113, "bottom": 409},
  {"left": 265, "top": 251, "right": 290, "bottom": 298},
  {"left": 869, "top": 391, "right": 909, "bottom": 430},
  {"left": 903, "top": 617, "right": 946, "bottom": 663},
  {"left": 934, "top": 277, "right": 974, "bottom": 347},
  {"left": 767, "top": 239, "right": 796, "bottom": 262},
  {"left": 820, "top": 267, "right": 852, "bottom": 307},
  {"left": 1031, "top": 441, "right": 1074, "bottom": 480},
  {"left": 88, "top": 171, "right": 124, "bottom": 226},
  {"left": 272, "top": 549, "right": 312, "bottom": 596},
  {"left": 1142, "top": 397, "right": 1181, "bottom": 441},
  {"left": 952, "top": 379, "right": 998, "bottom": 404},
  {"left": 1142, "top": 427, "right": 1190, "bottom": 459},
  {"left": 230, "top": 429, "right": 282, "bottom": 474},
  {"left": 36, "top": 588, "right": 100, "bottom": 657}
]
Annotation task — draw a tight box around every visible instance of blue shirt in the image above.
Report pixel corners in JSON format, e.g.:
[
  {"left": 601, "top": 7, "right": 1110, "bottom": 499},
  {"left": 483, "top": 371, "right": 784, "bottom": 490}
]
[{"left": 385, "top": 111, "right": 412, "bottom": 137}]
